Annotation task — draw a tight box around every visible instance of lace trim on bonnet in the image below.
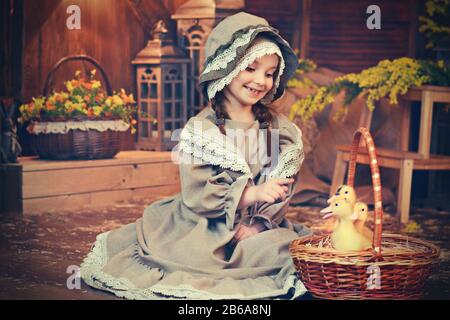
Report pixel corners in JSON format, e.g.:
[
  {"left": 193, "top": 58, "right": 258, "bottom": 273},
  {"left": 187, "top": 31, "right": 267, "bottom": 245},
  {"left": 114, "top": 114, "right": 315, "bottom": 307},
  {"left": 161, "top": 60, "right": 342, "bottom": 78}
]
[
  {"left": 206, "top": 35, "right": 286, "bottom": 104},
  {"left": 202, "top": 28, "right": 259, "bottom": 74}
]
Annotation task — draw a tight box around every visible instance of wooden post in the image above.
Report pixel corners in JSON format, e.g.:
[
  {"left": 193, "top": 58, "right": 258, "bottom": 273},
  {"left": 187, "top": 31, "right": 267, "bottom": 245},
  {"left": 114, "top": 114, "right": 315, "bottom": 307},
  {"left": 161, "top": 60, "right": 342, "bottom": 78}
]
[
  {"left": 299, "top": 0, "right": 311, "bottom": 59},
  {"left": 397, "top": 159, "right": 413, "bottom": 224},
  {"left": 399, "top": 99, "right": 411, "bottom": 151},
  {"left": 330, "top": 151, "right": 347, "bottom": 197},
  {"left": 358, "top": 104, "right": 373, "bottom": 148},
  {"left": 418, "top": 90, "right": 433, "bottom": 159}
]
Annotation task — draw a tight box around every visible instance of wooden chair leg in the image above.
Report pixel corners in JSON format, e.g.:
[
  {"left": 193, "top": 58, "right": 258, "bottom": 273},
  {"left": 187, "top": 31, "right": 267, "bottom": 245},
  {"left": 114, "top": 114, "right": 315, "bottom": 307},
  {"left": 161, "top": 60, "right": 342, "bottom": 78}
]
[
  {"left": 397, "top": 159, "right": 413, "bottom": 224},
  {"left": 330, "top": 151, "right": 347, "bottom": 197}
]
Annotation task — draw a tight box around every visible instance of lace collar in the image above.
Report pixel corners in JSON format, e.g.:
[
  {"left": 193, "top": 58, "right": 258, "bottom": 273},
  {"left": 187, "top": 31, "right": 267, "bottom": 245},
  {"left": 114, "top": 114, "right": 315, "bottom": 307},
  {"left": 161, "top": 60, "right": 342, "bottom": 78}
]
[{"left": 178, "top": 111, "right": 304, "bottom": 180}]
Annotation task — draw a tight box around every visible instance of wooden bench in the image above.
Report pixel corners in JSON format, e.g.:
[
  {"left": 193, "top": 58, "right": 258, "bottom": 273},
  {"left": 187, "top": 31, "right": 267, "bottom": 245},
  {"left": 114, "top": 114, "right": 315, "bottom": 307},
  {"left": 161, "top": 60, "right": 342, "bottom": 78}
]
[
  {"left": 331, "top": 146, "right": 450, "bottom": 223},
  {"left": 0, "top": 151, "right": 181, "bottom": 215}
]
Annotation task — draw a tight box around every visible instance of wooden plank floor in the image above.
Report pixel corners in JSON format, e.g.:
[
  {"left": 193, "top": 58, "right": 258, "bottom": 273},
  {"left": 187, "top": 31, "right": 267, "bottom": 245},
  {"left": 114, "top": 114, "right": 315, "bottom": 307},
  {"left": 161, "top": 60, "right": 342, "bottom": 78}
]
[{"left": 0, "top": 198, "right": 449, "bottom": 299}]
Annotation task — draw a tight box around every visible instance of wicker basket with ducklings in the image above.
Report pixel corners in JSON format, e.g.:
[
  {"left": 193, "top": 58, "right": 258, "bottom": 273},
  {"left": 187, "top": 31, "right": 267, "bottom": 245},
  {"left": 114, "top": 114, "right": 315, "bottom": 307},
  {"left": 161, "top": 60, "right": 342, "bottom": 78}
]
[{"left": 289, "top": 127, "right": 440, "bottom": 300}]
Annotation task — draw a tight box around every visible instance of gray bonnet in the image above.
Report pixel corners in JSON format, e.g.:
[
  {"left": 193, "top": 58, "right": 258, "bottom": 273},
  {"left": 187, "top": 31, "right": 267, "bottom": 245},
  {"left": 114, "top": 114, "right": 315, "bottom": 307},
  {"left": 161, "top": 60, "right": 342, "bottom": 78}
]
[{"left": 199, "top": 11, "right": 299, "bottom": 103}]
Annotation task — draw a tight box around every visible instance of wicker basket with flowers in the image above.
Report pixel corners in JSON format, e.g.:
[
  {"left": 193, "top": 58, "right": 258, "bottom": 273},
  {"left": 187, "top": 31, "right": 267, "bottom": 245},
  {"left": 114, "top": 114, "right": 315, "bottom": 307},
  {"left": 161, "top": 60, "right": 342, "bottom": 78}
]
[{"left": 19, "top": 63, "right": 138, "bottom": 160}]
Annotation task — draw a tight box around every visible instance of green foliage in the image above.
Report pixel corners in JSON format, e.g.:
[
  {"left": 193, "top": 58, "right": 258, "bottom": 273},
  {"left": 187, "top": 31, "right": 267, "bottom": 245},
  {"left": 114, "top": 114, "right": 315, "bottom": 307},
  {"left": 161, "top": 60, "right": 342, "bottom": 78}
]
[
  {"left": 418, "top": 0, "right": 450, "bottom": 48},
  {"left": 289, "top": 58, "right": 450, "bottom": 121}
]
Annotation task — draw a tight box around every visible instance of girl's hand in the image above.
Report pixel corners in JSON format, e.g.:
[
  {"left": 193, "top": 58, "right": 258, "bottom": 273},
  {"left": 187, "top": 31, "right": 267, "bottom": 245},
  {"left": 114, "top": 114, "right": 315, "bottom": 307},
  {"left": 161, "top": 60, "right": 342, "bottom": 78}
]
[
  {"left": 252, "top": 178, "right": 294, "bottom": 204},
  {"left": 231, "top": 222, "right": 266, "bottom": 247}
]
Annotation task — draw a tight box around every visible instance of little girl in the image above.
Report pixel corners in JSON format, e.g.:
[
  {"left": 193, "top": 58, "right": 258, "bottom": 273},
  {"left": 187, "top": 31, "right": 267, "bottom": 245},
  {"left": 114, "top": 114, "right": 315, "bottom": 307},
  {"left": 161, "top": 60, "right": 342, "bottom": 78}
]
[{"left": 81, "top": 11, "right": 311, "bottom": 300}]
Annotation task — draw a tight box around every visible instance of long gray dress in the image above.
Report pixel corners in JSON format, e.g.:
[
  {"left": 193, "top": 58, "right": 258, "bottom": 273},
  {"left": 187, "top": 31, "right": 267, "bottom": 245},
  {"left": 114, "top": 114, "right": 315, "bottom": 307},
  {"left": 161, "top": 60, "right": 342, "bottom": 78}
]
[{"left": 80, "top": 106, "right": 311, "bottom": 299}]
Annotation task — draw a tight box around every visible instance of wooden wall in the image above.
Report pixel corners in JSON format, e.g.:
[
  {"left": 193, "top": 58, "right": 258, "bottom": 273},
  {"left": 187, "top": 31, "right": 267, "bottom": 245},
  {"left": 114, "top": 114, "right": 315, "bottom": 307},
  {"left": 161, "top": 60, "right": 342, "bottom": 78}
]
[
  {"left": 16, "top": 0, "right": 300, "bottom": 152},
  {"left": 20, "top": 0, "right": 178, "bottom": 151},
  {"left": 13, "top": 0, "right": 421, "bottom": 152},
  {"left": 300, "top": 0, "right": 418, "bottom": 73},
  {"left": 20, "top": 0, "right": 304, "bottom": 102},
  {"left": 22, "top": 0, "right": 146, "bottom": 101},
  {"left": 245, "top": 0, "right": 302, "bottom": 50},
  {"left": 18, "top": 0, "right": 422, "bottom": 100},
  {"left": 1, "top": 0, "right": 23, "bottom": 98}
]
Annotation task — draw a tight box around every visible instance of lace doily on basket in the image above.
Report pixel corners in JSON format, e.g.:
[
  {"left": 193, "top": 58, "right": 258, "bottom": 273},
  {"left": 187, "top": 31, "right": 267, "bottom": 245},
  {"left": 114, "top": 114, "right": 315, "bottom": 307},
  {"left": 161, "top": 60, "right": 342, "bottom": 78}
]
[{"left": 27, "top": 120, "right": 130, "bottom": 135}]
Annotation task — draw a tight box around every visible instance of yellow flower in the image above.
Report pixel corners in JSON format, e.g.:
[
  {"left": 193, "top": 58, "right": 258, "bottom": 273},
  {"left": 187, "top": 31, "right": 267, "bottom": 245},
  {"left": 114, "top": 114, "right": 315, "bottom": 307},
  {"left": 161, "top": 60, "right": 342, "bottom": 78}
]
[
  {"left": 112, "top": 95, "right": 124, "bottom": 106},
  {"left": 64, "top": 101, "right": 73, "bottom": 109},
  {"left": 91, "top": 80, "right": 101, "bottom": 89},
  {"left": 93, "top": 106, "right": 103, "bottom": 117},
  {"left": 19, "top": 70, "right": 138, "bottom": 127},
  {"left": 65, "top": 81, "right": 74, "bottom": 92},
  {"left": 290, "top": 57, "right": 432, "bottom": 121}
]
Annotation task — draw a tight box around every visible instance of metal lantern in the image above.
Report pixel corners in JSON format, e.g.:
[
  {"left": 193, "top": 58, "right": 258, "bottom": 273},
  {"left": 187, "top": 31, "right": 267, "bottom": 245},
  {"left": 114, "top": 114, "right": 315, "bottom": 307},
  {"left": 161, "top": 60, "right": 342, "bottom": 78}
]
[
  {"left": 172, "top": 0, "right": 244, "bottom": 117},
  {"left": 132, "top": 20, "right": 190, "bottom": 151}
]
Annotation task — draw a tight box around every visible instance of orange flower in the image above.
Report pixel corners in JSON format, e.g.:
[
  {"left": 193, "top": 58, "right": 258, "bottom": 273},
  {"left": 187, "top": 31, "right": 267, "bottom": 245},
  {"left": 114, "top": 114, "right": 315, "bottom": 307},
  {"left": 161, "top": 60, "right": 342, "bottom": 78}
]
[
  {"left": 46, "top": 101, "right": 55, "bottom": 110},
  {"left": 82, "top": 82, "right": 92, "bottom": 90},
  {"left": 87, "top": 107, "right": 94, "bottom": 116},
  {"left": 84, "top": 95, "right": 90, "bottom": 102},
  {"left": 105, "top": 111, "right": 112, "bottom": 117},
  {"left": 131, "top": 119, "right": 137, "bottom": 125}
]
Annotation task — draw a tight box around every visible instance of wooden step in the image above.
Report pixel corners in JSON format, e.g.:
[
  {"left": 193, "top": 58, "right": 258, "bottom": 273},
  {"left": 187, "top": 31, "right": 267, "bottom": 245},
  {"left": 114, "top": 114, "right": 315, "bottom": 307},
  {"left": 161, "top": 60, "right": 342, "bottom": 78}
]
[
  {"left": 0, "top": 151, "right": 181, "bottom": 215},
  {"left": 336, "top": 145, "right": 450, "bottom": 170}
]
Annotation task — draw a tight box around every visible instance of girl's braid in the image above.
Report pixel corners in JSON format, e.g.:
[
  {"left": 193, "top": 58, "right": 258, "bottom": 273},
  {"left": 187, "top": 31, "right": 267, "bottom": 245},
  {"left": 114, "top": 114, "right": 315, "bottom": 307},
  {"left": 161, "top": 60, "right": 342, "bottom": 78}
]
[{"left": 210, "top": 92, "right": 274, "bottom": 161}]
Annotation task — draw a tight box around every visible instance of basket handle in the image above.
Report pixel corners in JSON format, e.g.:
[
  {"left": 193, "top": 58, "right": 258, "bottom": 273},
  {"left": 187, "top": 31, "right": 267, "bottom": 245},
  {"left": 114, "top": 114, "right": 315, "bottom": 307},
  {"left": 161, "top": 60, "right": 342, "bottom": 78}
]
[
  {"left": 347, "top": 127, "right": 383, "bottom": 260},
  {"left": 43, "top": 55, "right": 112, "bottom": 96}
]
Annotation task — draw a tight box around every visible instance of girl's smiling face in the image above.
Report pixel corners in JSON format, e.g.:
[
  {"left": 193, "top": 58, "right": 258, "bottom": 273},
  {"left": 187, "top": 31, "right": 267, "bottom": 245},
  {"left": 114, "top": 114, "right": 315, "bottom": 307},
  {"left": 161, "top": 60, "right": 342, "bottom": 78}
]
[{"left": 223, "top": 54, "right": 279, "bottom": 108}]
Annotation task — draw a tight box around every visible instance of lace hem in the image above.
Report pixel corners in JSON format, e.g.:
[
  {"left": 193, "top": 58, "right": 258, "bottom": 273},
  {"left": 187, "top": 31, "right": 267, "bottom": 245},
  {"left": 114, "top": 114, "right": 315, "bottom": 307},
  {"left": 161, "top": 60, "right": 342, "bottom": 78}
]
[
  {"left": 206, "top": 41, "right": 286, "bottom": 103},
  {"left": 80, "top": 231, "right": 308, "bottom": 300},
  {"left": 268, "top": 124, "right": 304, "bottom": 179},
  {"left": 27, "top": 120, "right": 130, "bottom": 135},
  {"left": 80, "top": 232, "right": 160, "bottom": 299},
  {"left": 179, "top": 120, "right": 253, "bottom": 175},
  {"left": 150, "top": 275, "right": 306, "bottom": 300}
]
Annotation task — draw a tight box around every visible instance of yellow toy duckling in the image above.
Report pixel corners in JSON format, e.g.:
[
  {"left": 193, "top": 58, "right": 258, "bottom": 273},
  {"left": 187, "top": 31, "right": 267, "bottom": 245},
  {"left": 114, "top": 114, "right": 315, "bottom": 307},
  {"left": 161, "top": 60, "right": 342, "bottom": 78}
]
[
  {"left": 325, "top": 185, "right": 357, "bottom": 231},
  {"left": 321, "top": 199, "right": 372, "bottom": 251},
  {"left": 350, "top": 202, "right": 373, "bottom": 242},
  {"left": 327, "top": 185, "right": 357, "bottom": 206}
]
